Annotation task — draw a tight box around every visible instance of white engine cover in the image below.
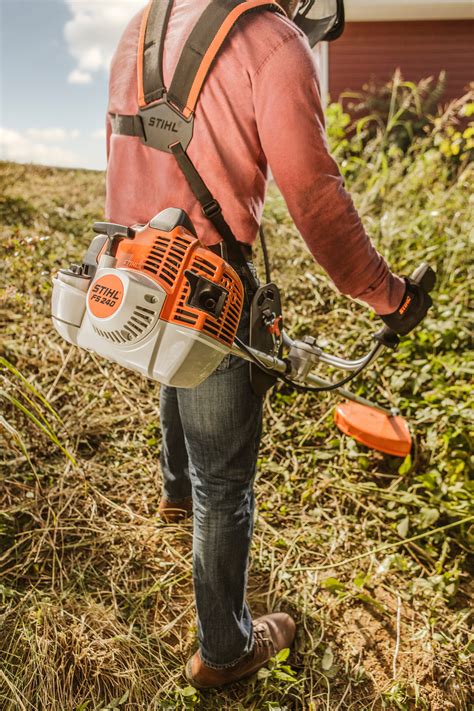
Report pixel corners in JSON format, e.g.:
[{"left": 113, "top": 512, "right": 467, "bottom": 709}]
[{"left": 52, "top": 266, "right": 229, "bottom": 387}]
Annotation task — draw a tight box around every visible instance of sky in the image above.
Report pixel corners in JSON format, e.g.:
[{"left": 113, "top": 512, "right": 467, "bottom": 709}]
[{"left": 0, "top": 0, "right": 144, "bottom": 170}]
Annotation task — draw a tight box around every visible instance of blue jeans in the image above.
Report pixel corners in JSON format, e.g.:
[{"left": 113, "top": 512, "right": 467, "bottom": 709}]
[{"left": 159, "top": 269, "right": 263, "bottom": 668}]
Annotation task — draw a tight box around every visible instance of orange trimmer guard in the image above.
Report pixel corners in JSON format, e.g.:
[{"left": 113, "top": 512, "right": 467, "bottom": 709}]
[{"left": 334, "top": 401, "right": 412, "bottom": 457}]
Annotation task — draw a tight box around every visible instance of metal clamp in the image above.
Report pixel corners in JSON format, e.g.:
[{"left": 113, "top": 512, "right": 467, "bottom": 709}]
[{"left": 288, "top": 336, "right": 323, "bottom": 380}]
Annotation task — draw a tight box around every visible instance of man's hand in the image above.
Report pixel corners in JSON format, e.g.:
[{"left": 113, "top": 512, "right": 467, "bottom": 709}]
[{"left": 380, "top": 277, "right": 433, "bottom": 336}]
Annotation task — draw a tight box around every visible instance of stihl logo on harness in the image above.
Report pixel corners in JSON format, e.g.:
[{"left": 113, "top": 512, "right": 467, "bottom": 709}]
[{"left": 148, "top": 117, "right": 179, "bottom": 133}]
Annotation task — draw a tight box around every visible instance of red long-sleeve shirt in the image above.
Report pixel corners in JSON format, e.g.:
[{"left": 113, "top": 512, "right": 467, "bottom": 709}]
[{"left": 106, "top": 0, "right": 404, "bottom": 314}]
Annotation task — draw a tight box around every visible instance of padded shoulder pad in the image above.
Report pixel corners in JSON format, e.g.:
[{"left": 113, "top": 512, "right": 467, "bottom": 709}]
[
  {"left": 150, "top": 208, "right": 198, "bottom": 236},
  {"left": 137, "top": 0, "right": 284, "bottom": 117},
  {"left": 169, "top": 0, "right": 284, "bottom": 117}
]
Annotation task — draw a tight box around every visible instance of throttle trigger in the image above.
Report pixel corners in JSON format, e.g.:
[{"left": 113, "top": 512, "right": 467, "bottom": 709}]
[{"left": 267, "top": 315, "right": 282, "bottom": 338}]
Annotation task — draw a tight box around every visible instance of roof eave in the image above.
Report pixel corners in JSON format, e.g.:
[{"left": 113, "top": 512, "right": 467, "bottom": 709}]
[{"left": 345, "top": 0, "right": 474, "bottom": 21}]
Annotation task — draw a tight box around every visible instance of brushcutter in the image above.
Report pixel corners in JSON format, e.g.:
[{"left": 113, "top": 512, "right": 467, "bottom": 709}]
[{"left": 51, "top": 208, "right": 435, "bottom": 458}]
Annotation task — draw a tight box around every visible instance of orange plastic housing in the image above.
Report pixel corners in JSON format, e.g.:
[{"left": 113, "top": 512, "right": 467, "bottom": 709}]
[
  {"left": 115, "top": 224, "right": 244, "bottom": 348},
  {"left": 334, "top": 401, "right": 412, "bottom": 457}
]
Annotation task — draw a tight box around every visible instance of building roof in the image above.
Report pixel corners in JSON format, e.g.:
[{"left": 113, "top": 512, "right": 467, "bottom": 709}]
[{"left": 345, "top": 0, "right": 474, "bottom": 21}]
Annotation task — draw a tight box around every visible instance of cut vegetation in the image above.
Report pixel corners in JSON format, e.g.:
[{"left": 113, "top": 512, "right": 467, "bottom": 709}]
[{"left": 1, "top": 79, "right": 473, "bottom": 709}]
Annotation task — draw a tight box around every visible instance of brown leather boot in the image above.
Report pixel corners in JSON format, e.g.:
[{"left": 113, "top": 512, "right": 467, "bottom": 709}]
[
  {"left": 158, "top": 496, "right": 193, "bottom": 523},
  {"left": 185, "top": 612, "right": 296, "bottom": 689}
]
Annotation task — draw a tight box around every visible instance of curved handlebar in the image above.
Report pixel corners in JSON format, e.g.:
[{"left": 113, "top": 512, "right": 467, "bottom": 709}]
[
  {"left": 231, "top": 263, "right": 435, "bottom": 405},
  {"left": 281, "top": 330, "right": 378, "bottom": 372}
]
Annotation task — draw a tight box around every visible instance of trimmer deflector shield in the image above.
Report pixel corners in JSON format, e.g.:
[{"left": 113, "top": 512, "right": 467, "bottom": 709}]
[{"left": 334, "top": 401, "right": 412, "bottom": 457}]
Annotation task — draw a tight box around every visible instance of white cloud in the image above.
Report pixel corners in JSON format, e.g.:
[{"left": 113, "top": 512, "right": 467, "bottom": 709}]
[
  {"left": 1, "top": 127, "right": 81, "bottom": 168},
  {"left": 64, "top": 0, "right": 143, "bottom": 82},
  {"left": 92, "top": 128, "right": 106, "bottom": 140},
  {"left": 26, "top": 128, "right": 80, "bottom": 142},
  {"left": 68, "top": 69, "right": 92, "bottom": 85}
]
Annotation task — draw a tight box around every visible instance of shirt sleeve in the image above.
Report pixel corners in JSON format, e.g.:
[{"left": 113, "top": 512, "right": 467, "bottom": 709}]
[{"left": 251, "top": 32, "right": 405, "bottom": 315}]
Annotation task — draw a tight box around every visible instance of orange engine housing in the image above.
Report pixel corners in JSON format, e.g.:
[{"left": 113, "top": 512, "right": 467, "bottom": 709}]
[{"left": 112, "top": 221, "right": 244, "bottom": 348}]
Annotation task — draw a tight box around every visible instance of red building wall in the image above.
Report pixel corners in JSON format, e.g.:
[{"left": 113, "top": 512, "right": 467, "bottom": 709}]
[{"left": 328, "top": 20, "right": 474, "bottom": 103}]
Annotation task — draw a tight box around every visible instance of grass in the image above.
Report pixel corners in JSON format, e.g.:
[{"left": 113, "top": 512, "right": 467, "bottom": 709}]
[{"left": 1, "top": 89, "right": 473, "bottom": 710}]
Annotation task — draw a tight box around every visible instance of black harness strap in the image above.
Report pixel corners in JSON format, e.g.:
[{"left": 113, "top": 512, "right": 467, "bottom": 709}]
[
  {"left": 142, "top": 0, "right": 174, "bottom": 106},
  {"left": 111, "top": 0, "right": 285, "bottom": 293},
  {"left": 109, "top": 114, "right": 144, "bottom": 139},
  {"left": 170, "top": 142, "right": 259, "bottom": 291},
  {"left": 168, "top": 0, "right": 282, "bottom": 115},
  {"left": 168, "top": 0, "right": 246, "bottom": 113}
]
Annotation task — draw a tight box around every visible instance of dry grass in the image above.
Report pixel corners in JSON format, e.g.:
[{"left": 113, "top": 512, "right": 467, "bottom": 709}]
[{"left": 0, "top": 138, "right": 473, "bottom": 711}]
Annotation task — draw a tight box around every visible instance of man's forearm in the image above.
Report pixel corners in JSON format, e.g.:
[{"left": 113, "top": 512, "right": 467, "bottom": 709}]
[{"left": 252, "top": 30, "right": 404, "bottom": 314}]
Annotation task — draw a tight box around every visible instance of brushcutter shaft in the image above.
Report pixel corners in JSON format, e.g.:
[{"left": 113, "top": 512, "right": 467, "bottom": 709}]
[
  {"left": 231, "top": 340, "right": 393, "bottom": 414},
  {"left": 232, "top": 336, "right": 384, "bottom": 376},
  {"left": 304, "top": 375, "right": 395, "bottom": 416},
  {"left": 230, "top": 343, "right": 288, "bottom": 374}
]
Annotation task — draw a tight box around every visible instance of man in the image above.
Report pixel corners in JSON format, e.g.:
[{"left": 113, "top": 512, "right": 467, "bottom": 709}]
[{"left": 106, "top": 0, "right": 430, "bottom": 689}]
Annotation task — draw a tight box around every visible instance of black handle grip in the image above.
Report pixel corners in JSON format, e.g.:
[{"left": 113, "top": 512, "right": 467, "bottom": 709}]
[
  {"left": 93, "top": 222, "right": 135, "bottom": 239},
  {"left": 410, "top": 262, "right": 436, "bottom": 293},
  {"left": 374, "top": 262, "right": 436, "bottom": 348}
]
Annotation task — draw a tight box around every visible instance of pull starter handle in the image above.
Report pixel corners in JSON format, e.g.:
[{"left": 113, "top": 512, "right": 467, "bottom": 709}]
[{"left": 93, "top": 222, "right": 136, "bottom": 258}]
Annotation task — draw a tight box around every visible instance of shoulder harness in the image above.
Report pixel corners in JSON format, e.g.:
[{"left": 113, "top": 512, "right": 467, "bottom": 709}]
[{"left": 109, "top": 0, "right": 284, "bottom": 289}]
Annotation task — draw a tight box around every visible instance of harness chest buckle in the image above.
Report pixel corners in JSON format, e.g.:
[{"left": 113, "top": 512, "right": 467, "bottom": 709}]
[
  {"left": 138, "top": 97, "right": 194, "bottom": 154},
  {"left": 201, "top": 199, "right": 222, "bottom": 219}
]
